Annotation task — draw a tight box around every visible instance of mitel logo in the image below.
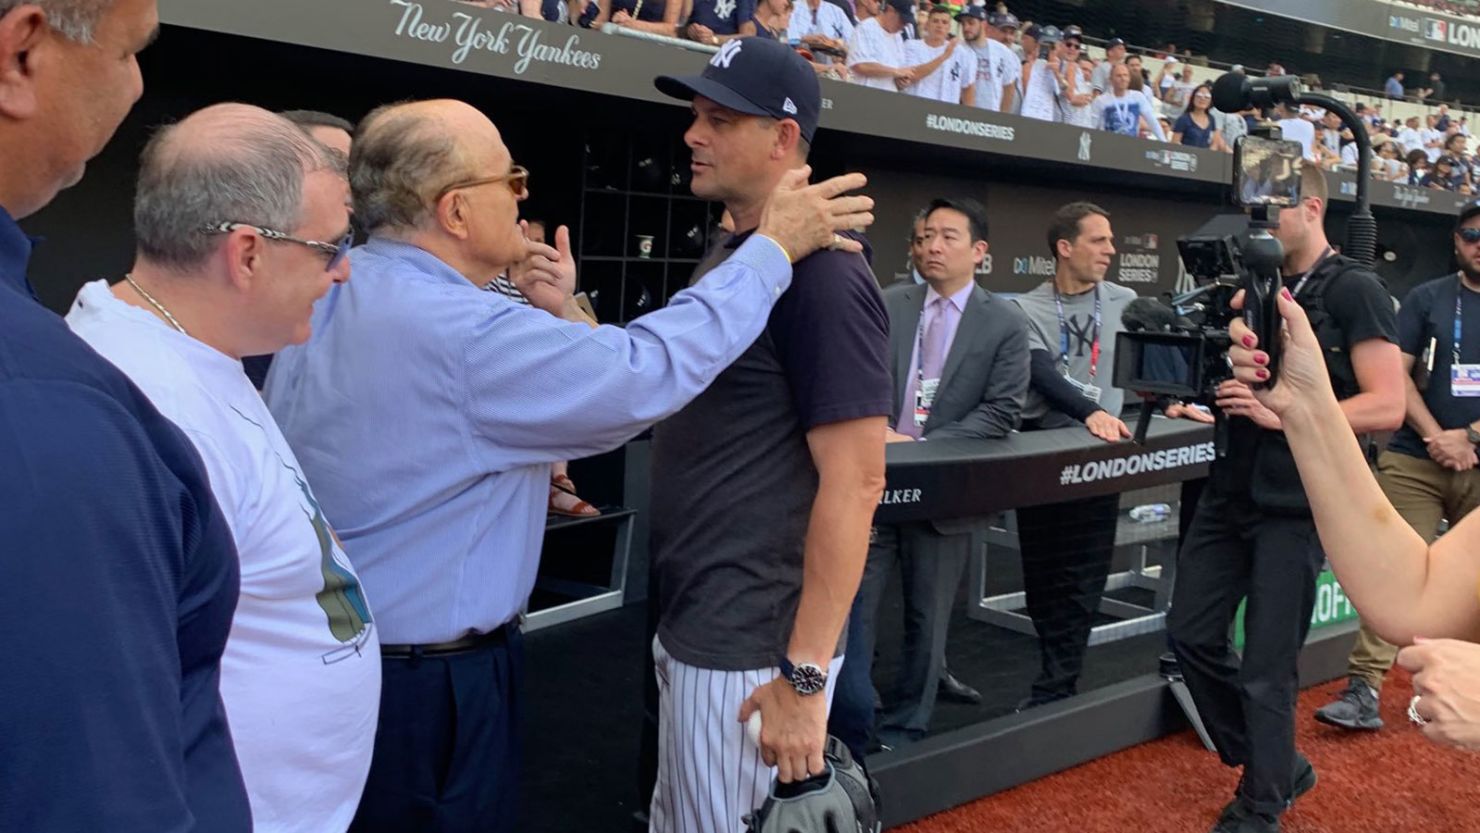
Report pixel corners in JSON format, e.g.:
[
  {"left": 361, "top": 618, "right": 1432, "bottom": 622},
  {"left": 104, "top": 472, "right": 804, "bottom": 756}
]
[
  {"left": 1390, "top": 14, "right": 1421, "bottom": 34},
  {"left": 1426, "top": 18, "right": 1448, "bottom": 42},
  {"left": 1013, "top": 255, "right": 1055, "bottom": 276}
]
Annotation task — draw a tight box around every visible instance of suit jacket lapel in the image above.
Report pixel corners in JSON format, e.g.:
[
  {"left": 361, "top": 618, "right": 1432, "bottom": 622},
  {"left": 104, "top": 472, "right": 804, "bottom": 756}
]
[
  {"left": 892, "top": 285, "right": 926, "bottom": 417},
  {"left": 937, "top": 284, "right": 989, "bottom": 398}
]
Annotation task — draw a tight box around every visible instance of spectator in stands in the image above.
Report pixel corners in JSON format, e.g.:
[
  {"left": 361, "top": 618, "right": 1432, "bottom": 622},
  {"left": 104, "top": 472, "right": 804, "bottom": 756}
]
[
  {"left": 1398, "top": 115, "right": 1423, "bottom": 155},
  {"left": 1053, "top": 26, "right": 1093, "bottom": 126},
  {"left": 752, "top": 0, "right": 793, "bottom": 41},
  {"left": 280, "top": 109, "right": 354, "bottom": 159},
  {"left": 603, "top": 0, "right": 684, "bottom": 37},
  {"left": 1172, "top": 83, "right": 1228, "bottom": 152},
  {"left": 1265, "top": 61, "right": 1285, "bottom": 77},
  {"left": 1422, "top": 71, "right": 1446, "bottom": 103},
  {"left": 847, "top": 0, "right": 921, "bottom": 93},
  {"left": 1423, "top": 114, "right": 1447, "bottom": 164},
  {"left": 1444, "top": 132, "right": 1474, "bottom": 191},
  {"left": 1162, "top": 62, "right": 1197, "bottom": 118},
  {"left": 1092, "top": 63, "right": 1157, "bottom": 138},
  {"left": 1423, "top": 156, "right": 1465, "bottom": 193},
  {"left": 1408, "top": 149, "right": 1431, "bottom": 186},
  {"left": 66, "top": 104, "right": 376, "bottom": 833},
  {"left": 1275, "top": 101, "right": 1318, "bottom": 163},
  {"left": 1218, "top": 101, "right": 1250, "bottom": 152},
  {"left": 1373, "top": 136, "right": 1409, "bottom": 182},
  {"left": 790, "top": 0, "right": 853, "bottom": 67},
  {"left": 902, "top": 5, "right": 975, "bottom": 105},
  {"left": 2, "top": 0, "right": 250, "bottom": 831},
  {"left": 958, "top": 7, "right": 1015, "bottom": 112},
  {"left": 1436, "top": 103, "right": 1454, "bottom": 132},
  {"left": 1153, "top": 55, "right": 1179, "bottom": 100},
  {"left": 1019, "top": 24, "right": 1071, "bottom": 122},
  {"left": 1385, "top": 70, "right": 1405, "bottom": 99},
  {"left": 1090, "top": 36, "right": 1125, "bottom": 95},
  {"left": 682, "top": 0, "right": 756, "bottom": 44}
]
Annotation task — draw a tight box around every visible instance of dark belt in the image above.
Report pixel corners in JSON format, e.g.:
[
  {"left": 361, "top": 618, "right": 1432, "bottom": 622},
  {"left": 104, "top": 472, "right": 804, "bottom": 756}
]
[{"left": 380, "top": 621, "right": 516, "bottom": 659}]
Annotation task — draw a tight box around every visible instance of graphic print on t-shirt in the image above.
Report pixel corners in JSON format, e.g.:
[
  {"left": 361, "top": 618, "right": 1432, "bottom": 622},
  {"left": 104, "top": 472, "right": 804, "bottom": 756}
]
[
  {"left": 1063, "top": 313, "right": 1097, "bottom": 357},
  {"left": 231, "top": 404, "right": 374, "bottom": 662}
]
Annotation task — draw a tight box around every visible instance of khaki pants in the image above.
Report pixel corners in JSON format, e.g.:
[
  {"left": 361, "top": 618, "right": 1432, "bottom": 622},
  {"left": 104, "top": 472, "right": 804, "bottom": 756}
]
[{"left": 1348, "top": 451, "right": 1480, "bottom": 690}]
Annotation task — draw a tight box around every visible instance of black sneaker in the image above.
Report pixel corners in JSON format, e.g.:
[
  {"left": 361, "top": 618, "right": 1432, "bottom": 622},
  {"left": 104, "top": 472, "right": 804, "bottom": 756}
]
[
  {"left": 1315, "top": 676, "right": 1384, "bottom": 731},
  {"left": 1218, "top": 754, "right": 1316, "bottom": 824},
  {"left": 1211, "top": 802, "right": 1279, "bottom": 833}
]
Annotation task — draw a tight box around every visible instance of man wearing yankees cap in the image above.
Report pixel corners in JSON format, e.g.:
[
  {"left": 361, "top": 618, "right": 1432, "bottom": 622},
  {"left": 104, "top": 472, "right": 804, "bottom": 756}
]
[{"left": 648, "top": 37, "right": 892, "bottom": 833}]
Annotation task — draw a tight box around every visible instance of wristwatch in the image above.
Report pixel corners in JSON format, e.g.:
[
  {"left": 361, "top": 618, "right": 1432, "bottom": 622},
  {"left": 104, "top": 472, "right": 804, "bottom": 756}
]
[
  {"left": 778, "top": 657, "right": 828, "bottom": 696},
  {"left": 1465, "top": 425, "right": 1480, "bottom": 446}
]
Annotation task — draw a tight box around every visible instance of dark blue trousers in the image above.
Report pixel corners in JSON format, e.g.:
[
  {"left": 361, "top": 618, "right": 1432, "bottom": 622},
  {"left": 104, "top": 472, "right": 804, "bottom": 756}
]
[{"left": 349, "top": 629, "right": 524, "bottom": 833}]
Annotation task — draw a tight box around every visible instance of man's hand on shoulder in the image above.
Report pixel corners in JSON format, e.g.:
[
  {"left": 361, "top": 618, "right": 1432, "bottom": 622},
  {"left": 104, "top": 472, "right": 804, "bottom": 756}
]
[{"left": 757, "top": 166, "right": 874, "bottom": 263}]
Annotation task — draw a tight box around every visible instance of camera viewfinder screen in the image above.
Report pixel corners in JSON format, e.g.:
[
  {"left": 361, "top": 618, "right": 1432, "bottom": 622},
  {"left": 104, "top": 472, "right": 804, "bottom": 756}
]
[{"left": 1234, "top": 136, "right": 1303, "bottom": 208}]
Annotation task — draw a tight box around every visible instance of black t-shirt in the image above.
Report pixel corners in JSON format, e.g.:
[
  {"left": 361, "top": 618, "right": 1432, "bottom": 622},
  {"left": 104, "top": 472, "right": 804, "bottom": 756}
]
[
  {"left": 1389, "top": 274, "right": 1480, "bottom": 463},
  {"left": 1213, "top": 255, "right": 1399, "bottom": 513},
  {"left": 687, "top": 0, "right": 756, "bottom": 35},
  {"left": 650, "top": 230, "right": 892, "bottom": 671}
]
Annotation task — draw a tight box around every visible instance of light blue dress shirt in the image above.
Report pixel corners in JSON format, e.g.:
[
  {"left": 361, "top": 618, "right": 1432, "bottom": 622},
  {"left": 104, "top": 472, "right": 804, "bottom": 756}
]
[{"left": 264, "top": 235, "right": 791, "bottom": 644}]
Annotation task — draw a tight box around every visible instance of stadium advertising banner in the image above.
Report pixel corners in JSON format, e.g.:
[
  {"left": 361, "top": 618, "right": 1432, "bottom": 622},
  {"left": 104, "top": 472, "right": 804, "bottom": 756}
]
[{"left": 1218, "top": 0, "right": 1480, "bottom": 60}]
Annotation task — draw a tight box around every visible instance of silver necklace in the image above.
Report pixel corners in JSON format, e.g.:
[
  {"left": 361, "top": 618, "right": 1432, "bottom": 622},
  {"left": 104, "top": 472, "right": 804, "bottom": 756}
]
[{"left": 123, "top": 273, "right": 187, "bottom": 335}]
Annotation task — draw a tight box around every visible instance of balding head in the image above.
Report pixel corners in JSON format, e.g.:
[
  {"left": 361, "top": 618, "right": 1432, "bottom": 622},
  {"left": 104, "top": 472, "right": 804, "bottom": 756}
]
[
  {"left": 351, "top": 99, "right": 504, "bottom": 236},
  {"left": 134, "top": 102, "right": 344, "bottom": 271}
]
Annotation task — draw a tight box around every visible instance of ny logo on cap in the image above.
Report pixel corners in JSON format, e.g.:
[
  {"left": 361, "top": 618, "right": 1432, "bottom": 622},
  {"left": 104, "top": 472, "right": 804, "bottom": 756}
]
[
  {"left": 783, "top": 97, "right": 798, "bottom": 115},
  {"left": 710, "top": 39, "right": 743, "bottom": 69}
]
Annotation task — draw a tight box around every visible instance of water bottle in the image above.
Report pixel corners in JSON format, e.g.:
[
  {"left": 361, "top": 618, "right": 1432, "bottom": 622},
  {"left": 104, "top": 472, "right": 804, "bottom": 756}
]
[{"left": 1129, "top": 503, "right": 1171, "bottom": 523}]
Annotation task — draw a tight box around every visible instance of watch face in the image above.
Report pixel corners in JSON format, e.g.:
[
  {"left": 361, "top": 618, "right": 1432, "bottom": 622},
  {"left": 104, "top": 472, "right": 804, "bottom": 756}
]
[{"left": 791, "top": 663, "right": 827, "bottom": 696}]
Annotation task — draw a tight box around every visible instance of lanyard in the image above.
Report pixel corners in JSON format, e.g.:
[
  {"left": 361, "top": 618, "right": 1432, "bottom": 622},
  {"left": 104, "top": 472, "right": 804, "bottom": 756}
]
[
  {"left": 1288, "top": 246, "right": 1334, "bottom": 299},
  {"left": 1053, "top": 283, "right": 1101, "bottom": 381},
  {"left": 1455, "top": 273, "right": 1468, "bottom": 366}
]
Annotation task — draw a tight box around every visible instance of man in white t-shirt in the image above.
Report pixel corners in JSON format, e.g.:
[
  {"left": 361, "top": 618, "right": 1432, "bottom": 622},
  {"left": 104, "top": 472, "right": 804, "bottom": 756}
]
[
  {"left": 902, "top": 5, "right": 975, "bottom": 105},
  {"left": 1056, "top": 28, "right": 1094, "bottom": 127},
  {"left": 1090, "top": 37, "right": 1125, "bottom": 95},
  {"left": 1397, "top": 115, "right": 1423, "bottom": 156},
  {"left": 1422, "top": 114, "right": 1446, "bottom": 164},
  {"left": 1018, "top": 23, "right": 1070, "bottom": 122},
  {"left": 1275, "top": 102, "right": 1317, "bottom": 163},
  {"left": 846, "top": 0, "right": 914, "bottom": 91},
  {"left": 985, "top": 10, "right": 1022, "bottom": 112},
  {"left": 65, "top": 104, "right": 378, "bottom": 833},
  {"left": 789, "top": 0, "right": 853, "bottom": 65},
  {"left": 1092, "top": 62, "right": 1157, "bottom": 138},
  {"left": 956, "top": 6, "right": 1012, "bottom": 111}
]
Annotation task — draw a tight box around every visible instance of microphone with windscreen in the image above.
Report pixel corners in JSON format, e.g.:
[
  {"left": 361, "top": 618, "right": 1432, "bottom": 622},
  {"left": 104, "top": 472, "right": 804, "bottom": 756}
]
[
  {"left": 1210, "top": 73, "right": 1303, "bottom": 115},
  {"left": 1121, "top": 297, "right": 1180, "bottom": 333}
]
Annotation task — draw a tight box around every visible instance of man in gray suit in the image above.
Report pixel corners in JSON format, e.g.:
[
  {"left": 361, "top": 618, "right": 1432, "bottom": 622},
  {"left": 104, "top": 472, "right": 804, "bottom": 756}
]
[{"left": 830, "top": 197, "right": 1030, "bottom": 752}]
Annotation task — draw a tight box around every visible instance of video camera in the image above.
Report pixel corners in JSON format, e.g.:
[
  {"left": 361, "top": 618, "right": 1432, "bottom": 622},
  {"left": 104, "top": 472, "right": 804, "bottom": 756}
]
[{"left": 1113, "top": 132, "right": 1299, "bottom": 452}]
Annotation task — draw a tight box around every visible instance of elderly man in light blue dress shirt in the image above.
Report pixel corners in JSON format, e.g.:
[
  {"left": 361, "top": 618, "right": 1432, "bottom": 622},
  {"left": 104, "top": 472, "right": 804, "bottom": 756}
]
[{"left": 262, "top": 98, "right": 874, "bottom": 833}]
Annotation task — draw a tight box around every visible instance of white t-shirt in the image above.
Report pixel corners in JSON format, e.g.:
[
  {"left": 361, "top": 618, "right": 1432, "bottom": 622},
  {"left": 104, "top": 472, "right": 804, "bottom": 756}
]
[
  {"left": 788, "top": 1, "right": 852, "bottom": 64},
  {"left": 1092, "top": 90, "right": 1152, "bottom": 136},
  {"left": 847, "top": 18, "right": 905, "bottom": 92},
  {"left": 902, "top": 39, "right": 976, "bottom": 104},
  {"left": 1397, "top": 126, "right": 1423, "bottom": 155},
  {"left": 1060, "top": 68, "right": 1095, "bottom": 127},
  {"left": 1422, "top": 128, "right": 1445, "bottom": 163},
  {"left": 66, "top": 281, "right": 381, "bottom": 833},
  {"left": 976, "top": 38, "right": 1020, "bottom": 111},
  {"left": 1277, "top": 117, "right": 1317, "bottom": 162},
  {"left": 1019, "top": 58, "right": 1061, "bottom": 122}
]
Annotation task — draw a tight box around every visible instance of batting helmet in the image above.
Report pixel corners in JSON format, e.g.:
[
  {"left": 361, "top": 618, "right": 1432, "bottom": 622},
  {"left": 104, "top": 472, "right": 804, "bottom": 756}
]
[{"left": 743, "top": 737, "right": 882, "bottom": 833}]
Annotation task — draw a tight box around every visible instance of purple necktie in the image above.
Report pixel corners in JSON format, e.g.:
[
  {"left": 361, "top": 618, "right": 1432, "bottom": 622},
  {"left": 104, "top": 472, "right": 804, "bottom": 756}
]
[{"left": 899, "top": 297, "right": 949, "bottom": 439}]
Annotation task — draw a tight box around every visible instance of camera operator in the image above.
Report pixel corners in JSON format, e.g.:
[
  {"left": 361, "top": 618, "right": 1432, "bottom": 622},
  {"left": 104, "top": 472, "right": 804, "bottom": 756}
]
[
  {"left": 1167, "top": 165, "right": 1405, "bottom": 833},
  {"left": 1225, "top": 204, "right": 1480, "bottom": 755}
]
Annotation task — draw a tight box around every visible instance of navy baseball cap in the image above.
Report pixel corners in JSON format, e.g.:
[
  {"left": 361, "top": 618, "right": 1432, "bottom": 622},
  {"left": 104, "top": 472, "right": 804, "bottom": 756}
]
[
  {"left": 1459, "top": 198, "right": 1480, "bottom": 227},
  {"left": 1106, "top": 37, "right": 1126, "bottom": 48},
  {"left": 882, "top": 0, "right": 915, "bottom": 18},
  {"left": 655, "top": 38, "right": 822, "bottom": 143},
  {"left": 1061, "top": 24, "right": 1084, "bottom": 42},
  {"left": 1026, "top": 24, "right": 1062, "bottom": 43},
  {"left": 955, "top": 5, "right": 986, "bottom": 22},
  {"left": 989, "top": 10, "right": 1019, "bottom": 28}
]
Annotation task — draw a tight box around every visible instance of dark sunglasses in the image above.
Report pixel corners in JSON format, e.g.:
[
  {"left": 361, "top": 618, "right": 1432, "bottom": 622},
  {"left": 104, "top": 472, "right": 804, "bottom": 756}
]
[
  {"left": 201, "top": 222, "right": 354, "bottom": 272},
  {"left": 1460, "top": 227, "right": 1480, "bottom": 244}
]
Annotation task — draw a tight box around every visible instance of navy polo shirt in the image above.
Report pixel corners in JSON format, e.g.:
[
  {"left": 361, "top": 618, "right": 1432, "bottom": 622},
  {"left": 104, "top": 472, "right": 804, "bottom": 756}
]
[
  {"left": 0, "top": 205, "right": 250, "bottom": 832},
  {"left": 688, "top": 0, "right": 756, "bottom": 35}
]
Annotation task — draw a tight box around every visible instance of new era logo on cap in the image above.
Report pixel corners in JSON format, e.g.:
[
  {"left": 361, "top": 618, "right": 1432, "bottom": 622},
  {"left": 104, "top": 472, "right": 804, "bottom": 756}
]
[{"left": 783, "top": 97, "right": 797, "bottom": 115}]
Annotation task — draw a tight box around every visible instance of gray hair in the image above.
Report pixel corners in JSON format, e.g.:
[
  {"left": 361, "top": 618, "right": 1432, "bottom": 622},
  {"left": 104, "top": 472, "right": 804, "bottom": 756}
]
[
  {"left": 134, "top": 107, "right": 345, "bottom": 271},
  {"left": 350, "top": 103, "right": 472, "bottom": 236},
  {"left": 0, "top": 0, "right": 112, "bottom": 43}
]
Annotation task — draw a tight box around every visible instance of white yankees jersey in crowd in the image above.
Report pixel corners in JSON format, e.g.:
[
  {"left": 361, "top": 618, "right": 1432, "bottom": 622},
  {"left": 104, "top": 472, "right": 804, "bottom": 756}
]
[
  {"left": 964, "top": 37, "right": 1018, "bottom": 111},
  {"left": 1277, "top": 117, "right": 1317, "bottom": 162},
  {"left": 647, "top": 637, "right": 844, "bottom": 833},
  {"left": 902, "top": 39, "right": 976, "bottom": 104},
  {"left": 1019, "top": 58, "right": 1062, "bottom": 122},
  {"left": 788, "top": 0, "right": 852, "bottom": 64},
  {"left": 1059, "top": 68, "right": 1095, "bottom": 127},
  {"left": 846, "top": 17, "right": 905, "bottom": 92}
]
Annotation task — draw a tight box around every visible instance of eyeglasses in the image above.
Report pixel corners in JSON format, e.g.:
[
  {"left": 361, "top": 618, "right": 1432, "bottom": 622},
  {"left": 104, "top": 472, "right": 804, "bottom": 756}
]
[
  {"left": 201, "top": 222, "right": 353, "bottom": 272},
  {"left": 1459, "top": 227, "right": 1480, "bottom": 244},
  {"left": 436, "top": 165, "right": 530, "bottom": 202}
]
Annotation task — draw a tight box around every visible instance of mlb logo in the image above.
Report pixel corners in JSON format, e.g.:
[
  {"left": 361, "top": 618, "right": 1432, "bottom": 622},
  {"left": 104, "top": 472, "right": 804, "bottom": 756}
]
[
  {"left": 1144, "top": 234, "right": 1158, "bottom": 250},
  {"left": 1426, "top": 19, "right": 1447, "bottom": 41}
]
